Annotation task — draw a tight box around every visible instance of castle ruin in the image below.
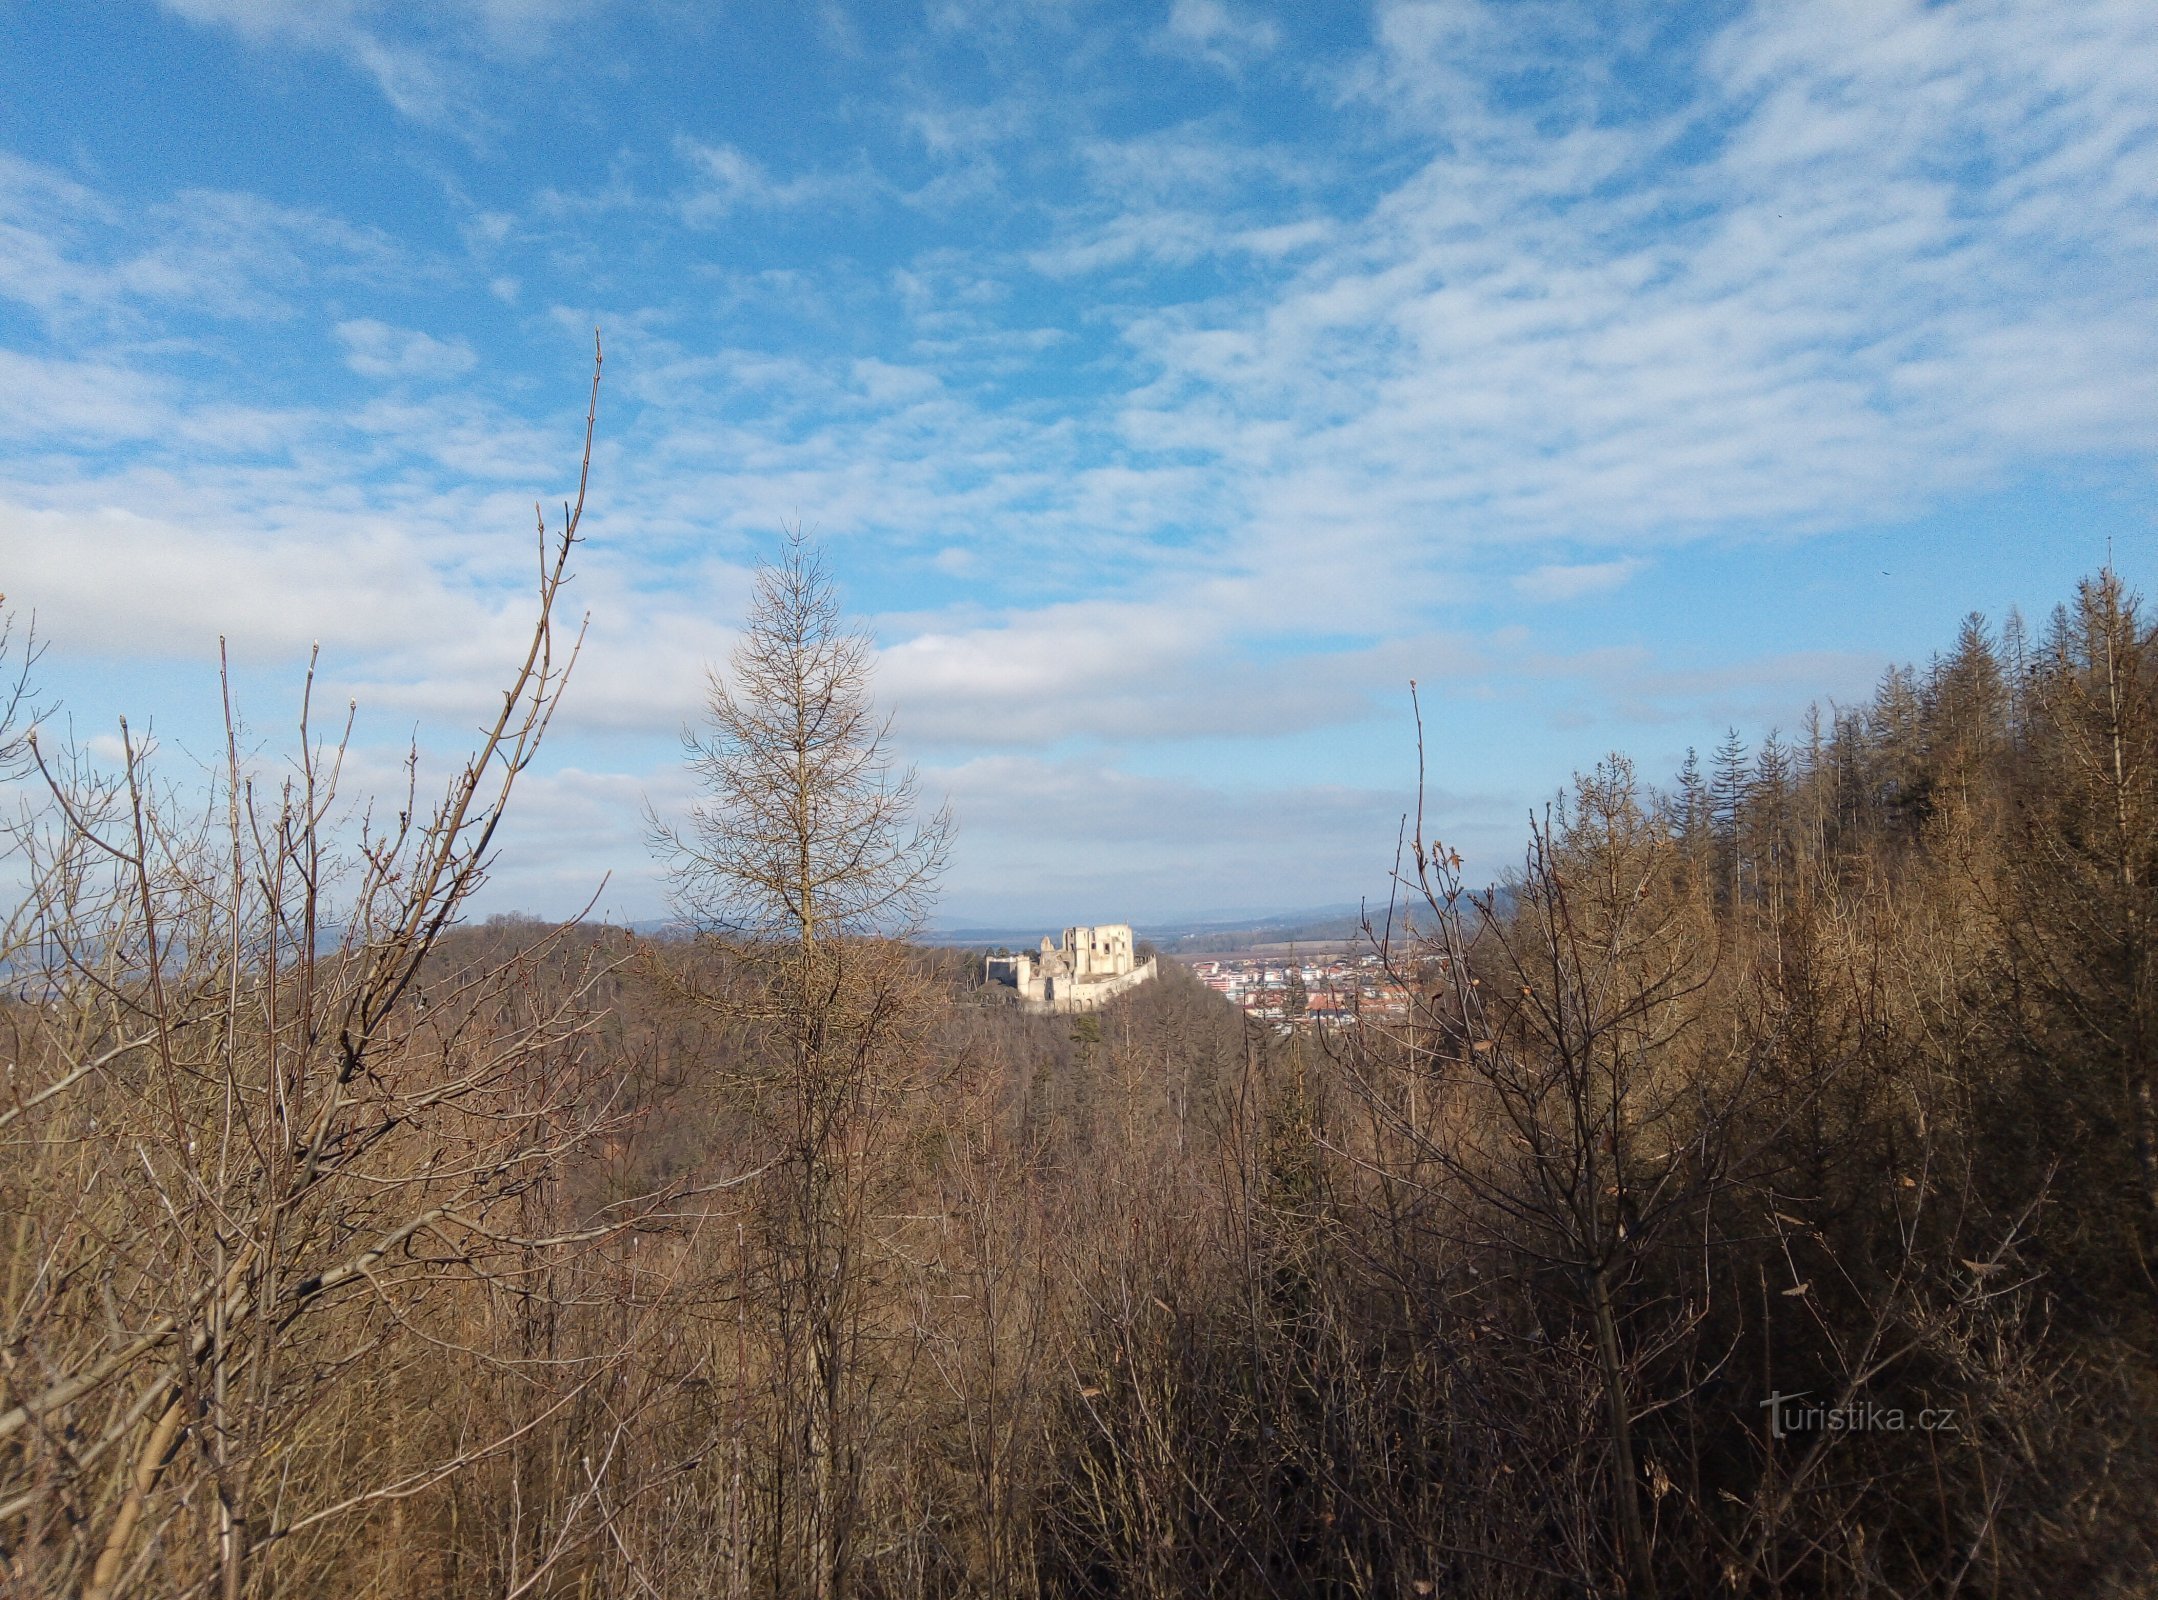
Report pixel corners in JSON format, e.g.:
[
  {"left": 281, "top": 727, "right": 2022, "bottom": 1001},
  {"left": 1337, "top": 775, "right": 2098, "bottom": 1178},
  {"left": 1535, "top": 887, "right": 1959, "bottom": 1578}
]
[{"left": 985, "top": 924, "right": 1157, "bottom": 1013}]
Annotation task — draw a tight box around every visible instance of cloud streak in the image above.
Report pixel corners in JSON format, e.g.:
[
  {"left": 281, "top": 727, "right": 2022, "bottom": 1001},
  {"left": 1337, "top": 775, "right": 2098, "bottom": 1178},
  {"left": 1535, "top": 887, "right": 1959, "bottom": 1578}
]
[
  {"left": 154, "top": 0, "right": 612, "bottom": 127},
  {"left": 5, "top": 0, "right": 2153, "bottom": 920}
]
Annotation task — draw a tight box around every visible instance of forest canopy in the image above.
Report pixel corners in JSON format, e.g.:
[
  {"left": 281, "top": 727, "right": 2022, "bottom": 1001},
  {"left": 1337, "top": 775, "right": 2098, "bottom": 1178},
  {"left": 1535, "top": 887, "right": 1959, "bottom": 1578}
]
[{"left": 4, "top": 519, "right": 2157, "bottom": 1596}]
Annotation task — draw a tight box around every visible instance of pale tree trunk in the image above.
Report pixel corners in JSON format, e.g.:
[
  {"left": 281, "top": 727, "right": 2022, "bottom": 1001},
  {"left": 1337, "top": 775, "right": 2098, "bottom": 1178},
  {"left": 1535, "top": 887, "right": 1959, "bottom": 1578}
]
[{"left": 2099, "top": 595, "right": 2158, "bottom": 1222}]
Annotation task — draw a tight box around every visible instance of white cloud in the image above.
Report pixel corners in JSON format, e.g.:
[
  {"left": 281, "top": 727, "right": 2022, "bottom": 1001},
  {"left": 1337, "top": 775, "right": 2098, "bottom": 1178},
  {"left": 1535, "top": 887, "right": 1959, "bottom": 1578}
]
[
  {"left": 1160, "top": 0, "right": 1280, "bottom": 69},
  {"left": 0, "top": 503, "right": 464, "bottom": 663},
  {"left": 675, "top": 139, "right": 865, "bottom": 220},
  {"left": 1026, "top": 126, "right": 1332, "bottom": 276},
  {"left": 920, "top": 752, "right": 1428, "bottom": 925},
  {"left": 902, "top": 94, "right": 1038, "bottom": 160},
  {"left": 155, "top": 0, "right": 609, "bottom": 126},
  {"left": 907, "top": 744, "right": 1549, "bottom": 930},
  {"left": 1026, "top": 208, "right": 1333, "bottom": 277},
  {"left": 1514, "top": 558, "right": 1645, "bottom": 602},
  {"left": 0, "top": 349, "right": 313, "bottom": 451},
  {"left": 335, "top": 319, "right": 479, "bottom": 382},
  {"left": 471, "top": 762, "right": 667, "bottom": 919},
  {"left": 1094, "top": 0, "right": 2158, "bottom": 586},
  {"left": 0, "top": 154, "right": 409, "bottom": 329},
  {"left": 10, "top": 0, "right": 2157, "bottom": 919}
]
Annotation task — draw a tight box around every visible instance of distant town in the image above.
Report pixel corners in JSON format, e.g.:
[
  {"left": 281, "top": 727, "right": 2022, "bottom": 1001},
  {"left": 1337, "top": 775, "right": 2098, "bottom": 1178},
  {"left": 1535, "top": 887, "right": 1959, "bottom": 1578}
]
[
  {"left": 975, "top": 924, "right": 1412, "bottom": 1027},
  {"left": 1175, "top": 948, "right": 1410, "bottom": 1026}
]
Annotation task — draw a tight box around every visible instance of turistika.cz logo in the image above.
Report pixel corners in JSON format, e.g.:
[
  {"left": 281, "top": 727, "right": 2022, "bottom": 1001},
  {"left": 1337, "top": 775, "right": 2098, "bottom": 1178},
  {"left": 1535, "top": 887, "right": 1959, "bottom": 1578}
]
[{"left": 1760, "top": 1393, "right": 1958, "bottom": 1440}]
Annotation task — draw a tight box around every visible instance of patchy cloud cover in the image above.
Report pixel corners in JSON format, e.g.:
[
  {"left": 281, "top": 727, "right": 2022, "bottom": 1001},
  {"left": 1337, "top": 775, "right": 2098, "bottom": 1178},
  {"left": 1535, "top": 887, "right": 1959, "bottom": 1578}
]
[{"left": 0, "top": 0, "right": 2150, "bottom": 926}]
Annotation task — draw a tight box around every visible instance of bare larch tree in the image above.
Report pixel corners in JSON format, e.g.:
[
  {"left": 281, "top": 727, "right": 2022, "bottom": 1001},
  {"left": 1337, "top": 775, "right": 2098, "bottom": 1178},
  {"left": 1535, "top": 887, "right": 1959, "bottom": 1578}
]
[{"left": 651, "top": 530, "right": 949, "bottom": 1600}]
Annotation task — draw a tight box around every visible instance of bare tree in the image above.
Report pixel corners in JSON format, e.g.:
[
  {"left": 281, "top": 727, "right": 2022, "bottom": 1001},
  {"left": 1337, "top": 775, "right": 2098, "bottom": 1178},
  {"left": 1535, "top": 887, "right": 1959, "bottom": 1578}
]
[
  {"left": 0, "top": 338, "right": 683, "bottom": 1598},
  {"left": 651, "top": 529, "right": 949, "bottom": 1600},
  {"left": 1334, "top": 714, "right": 1741, "bottom": 1596},
  {"left": 2005, "top": 572, "right": 2158, "bottom": 1223},
  {"left": 656, "top": 530, "right": 947, "bottom": 949}
]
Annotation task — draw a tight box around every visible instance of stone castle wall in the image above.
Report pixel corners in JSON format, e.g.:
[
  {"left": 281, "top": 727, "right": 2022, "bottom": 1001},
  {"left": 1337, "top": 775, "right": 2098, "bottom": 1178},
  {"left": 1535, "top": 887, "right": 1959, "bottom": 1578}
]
[
  {"left": 985, "top": 923, "right": 1156, "bottom": 1013},
  {"left": 1039, "top": 956, "right": 1156, "bottom": 1014}
]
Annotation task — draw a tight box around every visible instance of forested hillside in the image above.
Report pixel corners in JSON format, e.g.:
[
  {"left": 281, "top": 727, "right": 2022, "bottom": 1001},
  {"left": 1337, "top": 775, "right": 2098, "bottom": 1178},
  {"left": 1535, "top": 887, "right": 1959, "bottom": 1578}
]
[{"left": 5, "top": 563, "right": 2157, "bottom": 1598}]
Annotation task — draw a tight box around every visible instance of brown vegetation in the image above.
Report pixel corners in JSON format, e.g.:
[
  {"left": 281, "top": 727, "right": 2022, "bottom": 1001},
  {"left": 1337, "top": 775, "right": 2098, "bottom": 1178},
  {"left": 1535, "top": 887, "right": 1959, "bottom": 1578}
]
[{"left": 4, "top": 363, "right": 2155, "bottom": 1593}]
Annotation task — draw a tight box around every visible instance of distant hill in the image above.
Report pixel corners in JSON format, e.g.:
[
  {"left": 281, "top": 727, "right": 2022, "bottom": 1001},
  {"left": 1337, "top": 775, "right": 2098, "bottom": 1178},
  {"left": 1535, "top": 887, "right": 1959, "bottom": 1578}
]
[
  {"left": 1142, "top": 908, "right": 1370, "bottom": 954},
  {"left": 483, "top": 896, "right": 1505, "bottom": 954},
  {"left": 926, "top": 904, "right": 1383, "bottom": 955}
]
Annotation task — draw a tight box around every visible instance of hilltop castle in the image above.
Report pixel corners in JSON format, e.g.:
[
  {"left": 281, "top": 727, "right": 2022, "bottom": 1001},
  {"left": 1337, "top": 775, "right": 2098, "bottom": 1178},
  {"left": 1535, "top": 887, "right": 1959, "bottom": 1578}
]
[{"left": 985, "top": 924, "right": 1157, "bottom": 1014}]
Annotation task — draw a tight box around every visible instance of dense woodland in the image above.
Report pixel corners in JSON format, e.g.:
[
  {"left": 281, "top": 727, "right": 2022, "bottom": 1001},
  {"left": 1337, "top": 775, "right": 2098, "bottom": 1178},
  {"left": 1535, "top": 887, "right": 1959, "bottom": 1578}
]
[{"left": 3, "top": 401, "right": 2157, "bottom": 1596}]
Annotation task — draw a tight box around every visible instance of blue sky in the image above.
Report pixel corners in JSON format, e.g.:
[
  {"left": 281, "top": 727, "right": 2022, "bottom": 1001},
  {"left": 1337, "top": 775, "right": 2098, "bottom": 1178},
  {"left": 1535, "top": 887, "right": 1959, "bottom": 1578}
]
[{"left": 1, "top": 0, "right": 2153, "bottom": 928}]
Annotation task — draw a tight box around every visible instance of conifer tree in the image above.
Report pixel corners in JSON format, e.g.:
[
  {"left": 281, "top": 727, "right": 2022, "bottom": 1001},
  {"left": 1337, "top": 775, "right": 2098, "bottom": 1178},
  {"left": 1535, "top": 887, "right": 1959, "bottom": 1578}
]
[
  {"left": 1711, "top": 727, "right": 1750, "bottom": 904},
  {"left": 2006, "top": 571, "right": 2158, "bottom": 1224},
  {"left": 652, "top": 532, "right": 949, "bottom": 1600}
]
